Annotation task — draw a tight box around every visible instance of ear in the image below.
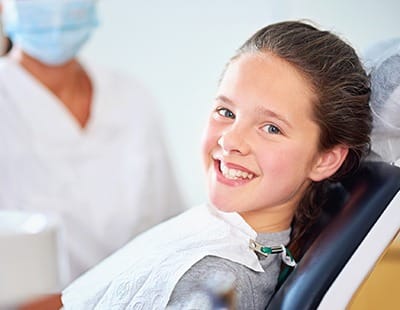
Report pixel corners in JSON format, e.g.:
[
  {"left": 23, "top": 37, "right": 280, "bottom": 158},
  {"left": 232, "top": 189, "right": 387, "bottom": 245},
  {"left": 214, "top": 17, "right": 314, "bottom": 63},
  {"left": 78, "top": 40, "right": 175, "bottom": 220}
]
[{"left": 309, "top": 145, "right": 349, "bottom": 182}]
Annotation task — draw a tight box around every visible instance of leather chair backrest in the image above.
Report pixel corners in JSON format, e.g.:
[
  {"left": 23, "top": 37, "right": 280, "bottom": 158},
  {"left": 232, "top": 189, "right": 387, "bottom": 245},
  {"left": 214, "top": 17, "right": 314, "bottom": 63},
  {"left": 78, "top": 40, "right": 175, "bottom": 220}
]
[{"left": 266, "top": 161, "right": 400, "bottom": 310}]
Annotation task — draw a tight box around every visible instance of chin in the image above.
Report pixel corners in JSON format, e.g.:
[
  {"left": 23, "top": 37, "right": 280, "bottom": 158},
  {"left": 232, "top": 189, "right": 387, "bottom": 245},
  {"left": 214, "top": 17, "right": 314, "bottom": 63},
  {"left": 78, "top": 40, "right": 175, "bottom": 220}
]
[{"left": 208, "top": 195, "right": 238, "bottom": 213}]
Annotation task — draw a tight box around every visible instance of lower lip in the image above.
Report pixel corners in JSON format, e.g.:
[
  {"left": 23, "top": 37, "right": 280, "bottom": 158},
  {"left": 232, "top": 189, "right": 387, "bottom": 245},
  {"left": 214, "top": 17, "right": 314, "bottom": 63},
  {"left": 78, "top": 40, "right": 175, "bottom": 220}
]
[{"left": 213, "top": 160, "right": 253, "bottom": 187}]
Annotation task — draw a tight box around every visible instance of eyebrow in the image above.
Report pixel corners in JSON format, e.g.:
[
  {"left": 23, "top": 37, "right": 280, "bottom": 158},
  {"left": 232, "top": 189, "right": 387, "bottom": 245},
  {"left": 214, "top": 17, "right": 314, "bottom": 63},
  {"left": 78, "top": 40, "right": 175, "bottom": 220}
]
[
  {"left": 254, "top": 105, "right": 293, "bottom": 129},
  {"left": 215, "top": 95, "right": 292, "bottom": 129},
  {"left": 215, "top": 95, "right": 234, "bottom": 105}
]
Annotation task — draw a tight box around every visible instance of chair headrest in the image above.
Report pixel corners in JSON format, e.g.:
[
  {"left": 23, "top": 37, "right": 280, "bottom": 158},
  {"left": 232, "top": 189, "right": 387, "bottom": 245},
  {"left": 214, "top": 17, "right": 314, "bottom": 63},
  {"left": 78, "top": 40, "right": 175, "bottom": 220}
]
[{"left": 364, "top": 39, "right": 400, "bottom": 163}]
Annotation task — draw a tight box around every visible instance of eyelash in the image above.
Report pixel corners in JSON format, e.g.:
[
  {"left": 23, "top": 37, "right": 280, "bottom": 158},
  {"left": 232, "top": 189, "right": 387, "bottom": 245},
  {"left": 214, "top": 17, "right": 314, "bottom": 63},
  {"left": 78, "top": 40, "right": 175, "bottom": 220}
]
[
  {"left": 262, "top": 124, "right": 281, "bottom": 135},
  {"left": 216, "top": 107, "right": 235, "bottom": 119},
  {"left": 215, "top": 107, "right": 282, "bottom": 135}
]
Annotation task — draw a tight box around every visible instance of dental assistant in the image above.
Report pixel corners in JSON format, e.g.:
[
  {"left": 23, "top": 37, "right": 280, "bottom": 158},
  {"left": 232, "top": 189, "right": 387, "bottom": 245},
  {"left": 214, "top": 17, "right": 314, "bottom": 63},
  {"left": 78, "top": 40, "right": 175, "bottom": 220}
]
[{"left": 0, "top": 0, "right": 184, "bottom": 283}]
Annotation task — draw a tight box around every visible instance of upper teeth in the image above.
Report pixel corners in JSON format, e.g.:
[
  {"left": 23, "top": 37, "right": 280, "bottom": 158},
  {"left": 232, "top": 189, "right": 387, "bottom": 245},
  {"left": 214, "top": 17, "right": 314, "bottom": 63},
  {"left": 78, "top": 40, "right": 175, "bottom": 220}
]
[{"left": 220, "top": 162, "right": 254, "bottom": 180}]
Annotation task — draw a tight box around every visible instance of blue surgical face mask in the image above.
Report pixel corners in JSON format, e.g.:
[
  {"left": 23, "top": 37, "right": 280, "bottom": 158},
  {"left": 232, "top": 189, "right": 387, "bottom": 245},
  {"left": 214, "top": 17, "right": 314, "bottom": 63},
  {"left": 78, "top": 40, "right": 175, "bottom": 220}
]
[{"left": 2, "top": 0, "right": 99, "bottom": 66}]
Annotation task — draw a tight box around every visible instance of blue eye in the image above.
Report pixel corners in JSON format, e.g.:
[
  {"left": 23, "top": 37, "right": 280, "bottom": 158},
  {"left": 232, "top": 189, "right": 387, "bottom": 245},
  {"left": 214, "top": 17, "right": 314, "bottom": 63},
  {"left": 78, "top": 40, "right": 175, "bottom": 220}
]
[
  {"left": 217, "top": 108, "right": 235, "bottom": 119},
  {"left": 263, "top": 124, "right": 281, "bottom": 134}
]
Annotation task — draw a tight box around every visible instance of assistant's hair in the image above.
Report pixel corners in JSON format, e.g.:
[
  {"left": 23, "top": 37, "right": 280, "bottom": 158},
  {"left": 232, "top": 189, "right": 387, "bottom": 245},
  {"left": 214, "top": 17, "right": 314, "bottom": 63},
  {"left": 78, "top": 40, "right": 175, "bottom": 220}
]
[{"left": 231, "top": 21, "right": 372, "bottom": 259}]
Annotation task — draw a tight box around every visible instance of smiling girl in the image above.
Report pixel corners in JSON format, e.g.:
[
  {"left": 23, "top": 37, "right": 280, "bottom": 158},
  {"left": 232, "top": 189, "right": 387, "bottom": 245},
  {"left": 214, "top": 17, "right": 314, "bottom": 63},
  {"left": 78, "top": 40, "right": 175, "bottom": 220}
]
[{"left": 62, "top": 21, "right": 372, "bottom": 309}]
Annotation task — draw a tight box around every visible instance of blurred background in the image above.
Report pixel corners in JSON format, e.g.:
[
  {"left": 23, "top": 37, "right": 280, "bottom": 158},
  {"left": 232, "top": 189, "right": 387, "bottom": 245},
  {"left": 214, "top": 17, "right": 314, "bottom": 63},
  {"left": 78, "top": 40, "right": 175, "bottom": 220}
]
[{"left": 81, "top": 0, "right": 400, "bottom": 207}]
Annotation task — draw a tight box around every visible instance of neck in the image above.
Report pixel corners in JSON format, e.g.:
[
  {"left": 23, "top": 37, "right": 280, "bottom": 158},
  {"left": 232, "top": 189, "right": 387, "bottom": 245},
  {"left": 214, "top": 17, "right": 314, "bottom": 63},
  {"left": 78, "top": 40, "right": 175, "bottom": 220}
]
[
  {"left": 239, "top": 205, "right": 294, "bottom": 233},
  {"left": 240, "top": 177, "right": 312, "bottom": 233},
  {"left": 9, "top": 47, "right": 93, "bottom": 128},
  {"left": 9, "top": 48, "right": 82, "bottom": 95}
]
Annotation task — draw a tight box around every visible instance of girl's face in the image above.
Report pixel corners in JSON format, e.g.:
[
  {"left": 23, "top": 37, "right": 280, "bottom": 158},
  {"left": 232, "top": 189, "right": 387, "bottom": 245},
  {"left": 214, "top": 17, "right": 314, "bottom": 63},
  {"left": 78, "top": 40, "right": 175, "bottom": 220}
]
[{"left": 202, "top": 52, "right": 324, "bottom": 231}]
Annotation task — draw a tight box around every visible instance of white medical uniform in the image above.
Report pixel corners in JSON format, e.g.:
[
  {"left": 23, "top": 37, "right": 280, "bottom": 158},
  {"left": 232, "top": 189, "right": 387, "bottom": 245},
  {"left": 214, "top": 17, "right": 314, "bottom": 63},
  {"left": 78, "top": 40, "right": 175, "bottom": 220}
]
[{"left": 0, "top": 57, "right": 184, "bottom": 283}]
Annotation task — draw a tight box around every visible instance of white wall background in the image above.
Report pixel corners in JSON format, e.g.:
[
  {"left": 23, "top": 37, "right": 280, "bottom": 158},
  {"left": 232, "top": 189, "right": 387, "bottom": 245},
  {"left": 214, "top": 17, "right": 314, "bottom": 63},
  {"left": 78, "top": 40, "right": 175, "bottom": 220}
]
[{"left": 81, "top": 0, "right": 400, "bottom": 207}]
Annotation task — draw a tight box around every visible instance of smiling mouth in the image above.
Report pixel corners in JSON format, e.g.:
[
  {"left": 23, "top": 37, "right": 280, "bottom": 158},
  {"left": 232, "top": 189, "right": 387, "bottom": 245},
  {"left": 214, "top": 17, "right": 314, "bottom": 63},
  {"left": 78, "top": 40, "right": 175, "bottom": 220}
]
[{"left": 218, "top": 161, "right": 255, "bottom": 180}]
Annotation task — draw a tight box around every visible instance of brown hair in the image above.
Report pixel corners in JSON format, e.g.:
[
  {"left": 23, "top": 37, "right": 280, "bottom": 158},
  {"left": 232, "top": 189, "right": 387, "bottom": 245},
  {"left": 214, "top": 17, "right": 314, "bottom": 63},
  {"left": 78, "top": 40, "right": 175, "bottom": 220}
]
[{"left": 229, "top": 21, "right": 372, "bottom": 259}]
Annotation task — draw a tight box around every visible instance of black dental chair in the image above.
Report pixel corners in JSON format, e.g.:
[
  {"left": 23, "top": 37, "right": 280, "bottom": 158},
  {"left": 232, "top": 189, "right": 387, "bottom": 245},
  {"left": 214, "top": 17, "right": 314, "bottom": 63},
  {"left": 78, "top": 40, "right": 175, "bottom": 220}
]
[{"left": 266, "top": 161, "right": 400, "bottom": 310}]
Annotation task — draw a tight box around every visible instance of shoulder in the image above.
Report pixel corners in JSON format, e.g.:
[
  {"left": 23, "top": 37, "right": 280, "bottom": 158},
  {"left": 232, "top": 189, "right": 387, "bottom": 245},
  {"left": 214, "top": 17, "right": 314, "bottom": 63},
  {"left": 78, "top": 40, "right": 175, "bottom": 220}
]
[
  {"left": 81, "top": 59, "right": 157, "bottom": 107},
  {"left": 0, "top": 57, "right": 11, "bottom": 69},
  {"left": 0, "top": 57, "right": 20, "bottom": 83},
  {"left": 80, "top": 60, "right": 162, "bottom": 123},
  {"left": 83, "top": 61, "right": 141, "bottom": 86},
  {"left": 0, "top": 58, "right": 24, "bottom": 105},
  {"left": 169, "top": 255, "right": 277, "bottom": 309}
]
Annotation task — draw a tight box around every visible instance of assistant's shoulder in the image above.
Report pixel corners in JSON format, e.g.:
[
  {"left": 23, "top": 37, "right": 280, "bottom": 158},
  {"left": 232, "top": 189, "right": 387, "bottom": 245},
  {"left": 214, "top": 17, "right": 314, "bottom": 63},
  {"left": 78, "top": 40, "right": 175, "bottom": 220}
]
[
  {"left": 0, "top": 56, "right": 10, "bottom": 68},
  {"left": 83, "top": 61, "right": 151, "bottom": 94},
  {"left": 0, "top": 57, "right": 20, "bottom": 104},
  {"left": 0, "top": 57, "right": 17, "bottom": 80},
  {"left": 83, "top": 61, "right": 160, "bottom": 113}
]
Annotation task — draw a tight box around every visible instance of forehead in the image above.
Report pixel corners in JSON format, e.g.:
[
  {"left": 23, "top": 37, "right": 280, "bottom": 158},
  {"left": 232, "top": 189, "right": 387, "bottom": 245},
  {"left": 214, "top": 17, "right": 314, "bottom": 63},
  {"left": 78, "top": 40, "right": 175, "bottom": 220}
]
[{"left": 218, "top": 52, "right": 317, "bottom": 120}]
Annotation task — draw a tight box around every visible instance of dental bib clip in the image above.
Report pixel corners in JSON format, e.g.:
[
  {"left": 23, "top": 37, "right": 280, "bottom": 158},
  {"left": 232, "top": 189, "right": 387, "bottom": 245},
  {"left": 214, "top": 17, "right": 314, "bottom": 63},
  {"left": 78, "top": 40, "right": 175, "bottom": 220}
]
[{"left": 249, "top": 239, "right": 297, "bottom": 267}]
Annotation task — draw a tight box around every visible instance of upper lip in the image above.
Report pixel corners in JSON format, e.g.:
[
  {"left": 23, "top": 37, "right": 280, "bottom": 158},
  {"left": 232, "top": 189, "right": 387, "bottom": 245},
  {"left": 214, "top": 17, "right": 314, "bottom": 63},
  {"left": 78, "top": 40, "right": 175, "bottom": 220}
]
[{"left": 212, "top": 154, "right": 257, "bottom": 176}]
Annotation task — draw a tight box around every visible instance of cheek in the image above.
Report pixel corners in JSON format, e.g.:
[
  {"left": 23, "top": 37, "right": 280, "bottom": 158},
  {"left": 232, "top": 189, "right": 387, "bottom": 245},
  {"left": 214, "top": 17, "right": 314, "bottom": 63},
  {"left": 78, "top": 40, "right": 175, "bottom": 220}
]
[
  {"left": 257, "top": 148, "right": 288, "bottom": 174},
  {"left": 201, "top": 122, "right": 218, "bottom": 168},
  {"left": 256, "top": 143, "right": 312, "bottom": 177}
]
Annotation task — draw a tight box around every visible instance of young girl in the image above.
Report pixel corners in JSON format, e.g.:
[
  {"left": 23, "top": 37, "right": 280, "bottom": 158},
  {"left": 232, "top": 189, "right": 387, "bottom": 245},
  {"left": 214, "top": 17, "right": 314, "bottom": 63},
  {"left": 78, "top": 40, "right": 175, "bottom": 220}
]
[{"left": 61, "top": 21, "right": 372, "bottom": 309}]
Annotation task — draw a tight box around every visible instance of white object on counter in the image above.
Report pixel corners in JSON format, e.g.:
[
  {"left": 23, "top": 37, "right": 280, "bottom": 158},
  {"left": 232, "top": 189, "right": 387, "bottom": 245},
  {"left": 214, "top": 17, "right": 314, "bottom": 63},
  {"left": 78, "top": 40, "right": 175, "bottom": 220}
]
[{"left": 0, "top": 210, "right": 67, "bottom": 308}]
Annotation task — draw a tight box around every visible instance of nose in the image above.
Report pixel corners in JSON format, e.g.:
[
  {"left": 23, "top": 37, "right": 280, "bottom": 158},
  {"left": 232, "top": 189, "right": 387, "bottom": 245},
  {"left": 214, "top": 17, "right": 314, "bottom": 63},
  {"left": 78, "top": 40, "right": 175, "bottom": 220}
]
[{"left": 217, "top": 127, "right": 250, "bottom": 155}]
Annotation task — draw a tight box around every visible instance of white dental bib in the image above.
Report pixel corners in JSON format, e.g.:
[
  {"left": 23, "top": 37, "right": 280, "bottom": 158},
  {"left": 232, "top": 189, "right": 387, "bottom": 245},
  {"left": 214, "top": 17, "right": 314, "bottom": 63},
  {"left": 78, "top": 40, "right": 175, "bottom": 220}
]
[{"left": 62, "top": 204, "right": 264, "bottom": 309}]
